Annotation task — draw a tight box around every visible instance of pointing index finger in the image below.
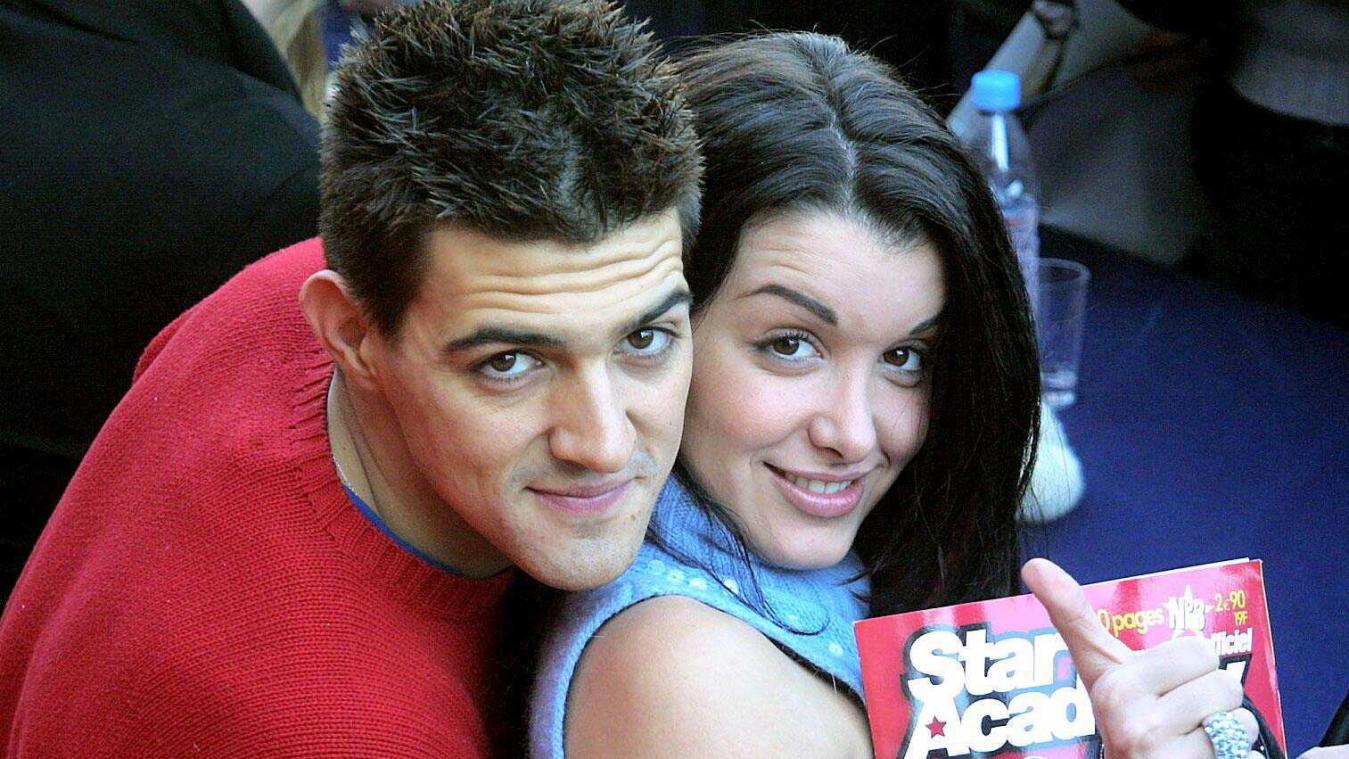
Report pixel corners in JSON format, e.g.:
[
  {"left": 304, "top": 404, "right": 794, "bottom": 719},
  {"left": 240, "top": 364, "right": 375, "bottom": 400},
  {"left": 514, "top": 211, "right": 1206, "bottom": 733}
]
[{"left": 1022, "top": 558, "right": 1133, "bottom": 688}]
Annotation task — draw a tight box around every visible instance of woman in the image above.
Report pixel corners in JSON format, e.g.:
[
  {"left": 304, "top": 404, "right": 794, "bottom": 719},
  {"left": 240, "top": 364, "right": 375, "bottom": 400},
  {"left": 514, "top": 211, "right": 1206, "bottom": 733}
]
[{"left": 531, "top": 32, "right": 1262, "bottom": 759}]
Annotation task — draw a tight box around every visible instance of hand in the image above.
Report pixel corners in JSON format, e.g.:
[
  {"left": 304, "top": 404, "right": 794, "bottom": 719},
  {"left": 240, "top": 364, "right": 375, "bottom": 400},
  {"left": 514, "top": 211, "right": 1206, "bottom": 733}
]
[
  {"left": 1023, "top": 558, "right": 1262, "bottom": 758},
  {"left": 1299, "top": 749, "right": 1349, "bottom": 759}
]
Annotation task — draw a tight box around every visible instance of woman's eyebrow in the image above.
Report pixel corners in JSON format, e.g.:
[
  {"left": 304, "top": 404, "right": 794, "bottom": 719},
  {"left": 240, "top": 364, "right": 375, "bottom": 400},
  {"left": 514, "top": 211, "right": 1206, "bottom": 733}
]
[
  {"left": 742, "top": 284, "right": 836, "bottom": 325},
  {"left": 909, "top": 314, "right": 941, "bottom": 335}
]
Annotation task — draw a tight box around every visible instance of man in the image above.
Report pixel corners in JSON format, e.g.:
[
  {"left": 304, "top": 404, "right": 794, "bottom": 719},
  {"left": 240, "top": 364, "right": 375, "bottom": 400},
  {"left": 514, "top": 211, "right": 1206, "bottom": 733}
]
[{"left": 0, "top": 1, "right": 702, "bottom": 755}]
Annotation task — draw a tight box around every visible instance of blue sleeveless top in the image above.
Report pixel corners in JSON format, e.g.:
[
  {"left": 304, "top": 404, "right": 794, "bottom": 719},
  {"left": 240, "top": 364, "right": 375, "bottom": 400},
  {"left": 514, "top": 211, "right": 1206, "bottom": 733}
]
[{"left": 529, "top": 476, "right": 870, "bottom": 759}]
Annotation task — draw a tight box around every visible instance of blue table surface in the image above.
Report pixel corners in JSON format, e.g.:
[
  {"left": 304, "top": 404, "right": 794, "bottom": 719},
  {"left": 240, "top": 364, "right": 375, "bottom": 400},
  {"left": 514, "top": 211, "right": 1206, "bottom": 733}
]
[{"left": 1026, "top": 228, "right": 1349, "bottom": 754}]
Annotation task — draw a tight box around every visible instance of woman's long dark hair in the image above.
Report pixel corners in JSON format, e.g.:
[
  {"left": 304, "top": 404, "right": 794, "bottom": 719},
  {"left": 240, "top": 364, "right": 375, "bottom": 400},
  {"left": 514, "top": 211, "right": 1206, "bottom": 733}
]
[{"left": 675, "top": 32, "right": 1040, "bottom": 617}]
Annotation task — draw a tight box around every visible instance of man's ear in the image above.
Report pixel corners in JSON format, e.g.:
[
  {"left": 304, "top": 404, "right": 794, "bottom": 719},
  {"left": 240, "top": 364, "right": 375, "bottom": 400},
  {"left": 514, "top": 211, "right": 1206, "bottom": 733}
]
[{"left": 299, "top": 270, "right": 382, "bottom": 389}]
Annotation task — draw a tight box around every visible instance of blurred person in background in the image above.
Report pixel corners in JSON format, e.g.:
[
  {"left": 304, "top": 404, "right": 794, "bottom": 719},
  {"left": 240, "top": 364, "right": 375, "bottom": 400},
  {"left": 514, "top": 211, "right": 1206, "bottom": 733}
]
[
  {"left": 1116, "top": 0, "right": 1349, "bottom": 327},
  {"left": 0, "top": 0, "right": 325, "bottom": 601},
  {"left": 615, "top": 0, "right": 959, "bottom": 110},
  {"left": 245, "top": 0, "right": 330, "bottom": 117}
]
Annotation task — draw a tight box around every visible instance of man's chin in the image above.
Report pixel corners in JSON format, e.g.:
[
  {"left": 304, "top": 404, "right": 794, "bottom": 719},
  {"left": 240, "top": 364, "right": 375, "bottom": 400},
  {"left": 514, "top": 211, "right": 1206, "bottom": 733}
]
[
  {"left": 508, "top": 477, "right": 661, "bottom": 589},
  {"left": 522, "top": 537, "right": 645, "bottom": 592}
]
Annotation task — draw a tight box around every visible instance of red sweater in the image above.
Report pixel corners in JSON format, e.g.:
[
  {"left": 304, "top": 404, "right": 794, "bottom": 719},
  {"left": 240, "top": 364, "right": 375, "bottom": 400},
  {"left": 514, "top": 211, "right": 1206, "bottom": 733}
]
[{"left": 0, "top": 238, "right": 514, "bottom": 757}]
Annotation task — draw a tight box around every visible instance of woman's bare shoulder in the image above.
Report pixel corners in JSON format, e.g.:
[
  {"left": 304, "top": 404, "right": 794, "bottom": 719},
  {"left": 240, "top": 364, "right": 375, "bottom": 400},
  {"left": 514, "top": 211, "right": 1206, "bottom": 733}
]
[{"left": 565, "top": 595, "right": 871, "bottom": 759}]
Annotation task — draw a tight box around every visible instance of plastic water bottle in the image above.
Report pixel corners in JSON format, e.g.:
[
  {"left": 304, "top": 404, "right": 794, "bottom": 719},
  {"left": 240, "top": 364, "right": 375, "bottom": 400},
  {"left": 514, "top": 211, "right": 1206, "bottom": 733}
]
[
  {"left": 962, "top": 69, "right": 1040, "bottom": 315},
  {"left": 963, "top": 71, "right": 1086, "bottom": 524}
]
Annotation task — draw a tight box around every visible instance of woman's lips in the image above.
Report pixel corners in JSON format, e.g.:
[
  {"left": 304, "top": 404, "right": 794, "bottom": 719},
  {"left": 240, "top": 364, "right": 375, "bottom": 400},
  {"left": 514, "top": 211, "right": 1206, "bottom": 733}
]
[
  {"left": 529, "top": 480, "right": 632, "bottom": 518},
  {"left": 766, "top": 465, "right": 864, "bottom": 519}
]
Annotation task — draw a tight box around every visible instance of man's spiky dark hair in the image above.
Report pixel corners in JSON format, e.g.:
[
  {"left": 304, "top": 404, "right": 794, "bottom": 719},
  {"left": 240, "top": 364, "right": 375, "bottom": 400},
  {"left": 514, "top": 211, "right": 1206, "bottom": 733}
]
[{"left": 320, "top": 0, "right": 703, "bottom": 335}]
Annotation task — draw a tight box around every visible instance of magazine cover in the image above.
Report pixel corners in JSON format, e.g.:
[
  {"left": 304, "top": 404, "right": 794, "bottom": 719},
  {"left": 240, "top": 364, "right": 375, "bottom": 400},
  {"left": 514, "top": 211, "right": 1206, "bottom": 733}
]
[{"left": 855, "top": 559, "right": 1283, "bottom": 759}]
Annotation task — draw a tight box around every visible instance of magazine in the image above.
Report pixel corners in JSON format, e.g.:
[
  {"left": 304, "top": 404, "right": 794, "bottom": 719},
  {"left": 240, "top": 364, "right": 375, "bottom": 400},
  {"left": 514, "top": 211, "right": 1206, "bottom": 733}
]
[{"left": 854, "top": 559, "right": 1284, "bottom": 759}]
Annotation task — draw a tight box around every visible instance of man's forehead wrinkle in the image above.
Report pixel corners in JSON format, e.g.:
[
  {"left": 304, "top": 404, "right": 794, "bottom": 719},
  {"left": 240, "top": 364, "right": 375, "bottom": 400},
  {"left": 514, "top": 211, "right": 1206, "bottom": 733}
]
[
  {"left": 465, "top": 252, "right": 684, "bottom": 299},
  {"left": 430, "top": 210, "right": 682, "bottom": 271},
  {"left": 414, "top": 211, "right": 688, "bottom": 344},
  {"left": 458, "top": 273, "right": 688, "bottom": 323},
  {"left": 432, "top": 269, "right": 690, "bottom": 355}
]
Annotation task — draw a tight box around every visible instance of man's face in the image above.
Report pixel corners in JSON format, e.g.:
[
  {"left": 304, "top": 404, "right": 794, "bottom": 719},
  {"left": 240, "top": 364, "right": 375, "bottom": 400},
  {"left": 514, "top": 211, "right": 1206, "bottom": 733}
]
[{"left": 362, "top": 210, "right": 690, "bottom": 591}]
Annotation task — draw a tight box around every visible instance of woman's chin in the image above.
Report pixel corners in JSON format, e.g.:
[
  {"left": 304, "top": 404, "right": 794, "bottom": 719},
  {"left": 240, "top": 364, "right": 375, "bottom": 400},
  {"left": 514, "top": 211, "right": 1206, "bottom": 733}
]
[{"left": 755, "top": 535, "right": 854, "bottom": 571}]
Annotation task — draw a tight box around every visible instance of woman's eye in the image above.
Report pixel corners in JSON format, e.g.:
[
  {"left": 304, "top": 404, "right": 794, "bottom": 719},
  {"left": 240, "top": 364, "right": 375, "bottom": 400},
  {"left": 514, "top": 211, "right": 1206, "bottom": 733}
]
[
  {"left": 767, "top": 335, "right": 818, "bottom": 360},
  {"left": 478, "top": 351, "right": 539, "bottom": 380},
  {"left": 883, "top": 347, "right": 923, "bottom": 372},
  {"left": 621, "top": 328, "right": 672, "bottom": 356}
]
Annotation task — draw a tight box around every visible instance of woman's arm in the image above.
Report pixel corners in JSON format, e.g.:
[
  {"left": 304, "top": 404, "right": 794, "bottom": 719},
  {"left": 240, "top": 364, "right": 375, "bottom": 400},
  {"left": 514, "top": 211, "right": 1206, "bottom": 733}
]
[{"left": 566, "top": 595, "right": 871, "bottom": 759}]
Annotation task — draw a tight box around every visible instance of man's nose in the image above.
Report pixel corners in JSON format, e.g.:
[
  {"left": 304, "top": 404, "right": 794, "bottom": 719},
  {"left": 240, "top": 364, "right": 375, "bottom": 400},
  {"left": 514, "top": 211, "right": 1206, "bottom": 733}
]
[{"left": 547, "top": 365, "right": 636, "bottom": 474}]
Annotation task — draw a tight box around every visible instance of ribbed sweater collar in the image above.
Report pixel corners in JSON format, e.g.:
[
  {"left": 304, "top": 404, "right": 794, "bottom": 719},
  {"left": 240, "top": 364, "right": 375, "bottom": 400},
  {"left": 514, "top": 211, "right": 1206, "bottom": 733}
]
[{"left": 284, "top": 347, "right": 515, "bottom": 619}]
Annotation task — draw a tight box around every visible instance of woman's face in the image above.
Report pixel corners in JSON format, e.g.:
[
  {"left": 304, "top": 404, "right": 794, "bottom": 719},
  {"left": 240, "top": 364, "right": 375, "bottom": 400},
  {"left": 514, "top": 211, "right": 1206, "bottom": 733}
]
[{"left": 681, "top": 211, "right": 943, "bottom": 570}]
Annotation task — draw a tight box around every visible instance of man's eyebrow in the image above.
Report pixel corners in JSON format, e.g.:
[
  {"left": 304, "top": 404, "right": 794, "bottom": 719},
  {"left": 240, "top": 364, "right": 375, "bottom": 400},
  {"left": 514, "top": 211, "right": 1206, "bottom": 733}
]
[
  {"left": 620, "top": 288, "right": 692, "bottom": 335},
  {"left": 443, "top": 288, "right": 691, "bottom": 356},
  {"left": 744, "top": 284, "right": 836, "bottom": 326},
  {"left": 444, "top": 328, "right": 565, "bottom": 354}
]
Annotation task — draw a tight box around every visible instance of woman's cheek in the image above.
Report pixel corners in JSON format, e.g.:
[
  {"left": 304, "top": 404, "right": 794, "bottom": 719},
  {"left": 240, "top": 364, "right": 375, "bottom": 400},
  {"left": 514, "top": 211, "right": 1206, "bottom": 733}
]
[{"left": 879, "top": 390, "right": 931, "bottom": 466}]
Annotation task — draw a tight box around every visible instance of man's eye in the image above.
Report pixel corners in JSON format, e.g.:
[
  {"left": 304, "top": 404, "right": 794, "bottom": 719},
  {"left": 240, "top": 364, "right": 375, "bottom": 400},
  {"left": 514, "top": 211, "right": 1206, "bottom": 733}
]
[
  {"left": 478, "top": 352, "right": 539, "bottom": 380},
  {"left": 628, "top": 329, "right": 655, "bottom": 350},
  {"left": 621, "top": 328, "right": 672, "bottom": 356}
]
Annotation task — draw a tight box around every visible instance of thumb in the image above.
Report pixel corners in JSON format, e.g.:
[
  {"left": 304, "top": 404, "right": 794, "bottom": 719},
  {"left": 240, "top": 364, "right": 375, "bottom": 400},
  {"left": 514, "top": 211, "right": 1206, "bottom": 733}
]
[{"left": 1022, "top": 558, "right": 1132, "bottom": 688}]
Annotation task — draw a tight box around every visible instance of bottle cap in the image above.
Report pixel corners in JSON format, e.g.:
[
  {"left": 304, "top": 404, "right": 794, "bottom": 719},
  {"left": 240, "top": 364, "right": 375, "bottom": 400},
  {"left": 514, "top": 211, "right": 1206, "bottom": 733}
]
[{"left": 971, "top": 69, "right": 1021, "bottom": 112}]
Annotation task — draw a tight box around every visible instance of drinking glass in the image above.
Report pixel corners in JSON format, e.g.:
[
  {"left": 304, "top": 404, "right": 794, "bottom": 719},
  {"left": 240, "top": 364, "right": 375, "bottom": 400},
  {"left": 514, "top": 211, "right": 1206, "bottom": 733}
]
[{"left": 1036, "top": 258, "right": 1090, "bottom": 408}]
